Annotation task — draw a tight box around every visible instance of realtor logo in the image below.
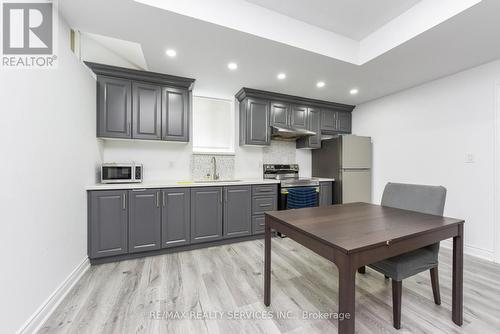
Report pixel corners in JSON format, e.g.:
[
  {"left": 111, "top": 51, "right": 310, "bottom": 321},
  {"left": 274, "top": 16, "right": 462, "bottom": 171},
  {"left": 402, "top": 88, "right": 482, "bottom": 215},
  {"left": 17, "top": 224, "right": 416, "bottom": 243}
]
[{"left": 1, "top": 0, "right": 58, "bottom": 68}]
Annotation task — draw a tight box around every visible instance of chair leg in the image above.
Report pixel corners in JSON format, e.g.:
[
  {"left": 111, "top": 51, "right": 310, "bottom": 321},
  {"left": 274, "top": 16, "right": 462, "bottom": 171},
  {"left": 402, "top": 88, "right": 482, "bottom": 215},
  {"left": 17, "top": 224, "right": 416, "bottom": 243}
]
[
  {"left": 357, "top": 266, "right": 366, "bottom": 274},
  {"left": 392, "top": 280, "right": 402, "bottom": 330},
  {"left": 430, "top": 267, "right": 441, "bottom": 305}
]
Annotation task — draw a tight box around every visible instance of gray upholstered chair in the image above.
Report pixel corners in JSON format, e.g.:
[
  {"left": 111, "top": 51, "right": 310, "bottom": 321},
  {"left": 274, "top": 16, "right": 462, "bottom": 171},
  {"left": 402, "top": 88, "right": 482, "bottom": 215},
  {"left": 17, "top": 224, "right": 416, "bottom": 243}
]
[{"left": 358, "top": 182, "right": 447, "bottom": 329}]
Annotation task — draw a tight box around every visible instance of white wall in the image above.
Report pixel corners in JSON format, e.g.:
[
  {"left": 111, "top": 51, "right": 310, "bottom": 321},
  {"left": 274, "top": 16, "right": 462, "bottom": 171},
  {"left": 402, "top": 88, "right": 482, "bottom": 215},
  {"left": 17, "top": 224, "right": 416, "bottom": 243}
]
[
  {"left": 353, "top": 59, "right": 500, "bottom": 261},
  {"left": 0, "top": 19, "right": 102, "bottom": 333}
]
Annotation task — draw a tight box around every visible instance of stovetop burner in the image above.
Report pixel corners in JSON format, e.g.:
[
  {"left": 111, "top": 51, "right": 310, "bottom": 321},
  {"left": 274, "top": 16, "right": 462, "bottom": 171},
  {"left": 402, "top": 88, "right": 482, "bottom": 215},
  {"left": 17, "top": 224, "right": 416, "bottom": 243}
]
[{"left": 263, "top": 164, "right": 319, "bottom": 188}]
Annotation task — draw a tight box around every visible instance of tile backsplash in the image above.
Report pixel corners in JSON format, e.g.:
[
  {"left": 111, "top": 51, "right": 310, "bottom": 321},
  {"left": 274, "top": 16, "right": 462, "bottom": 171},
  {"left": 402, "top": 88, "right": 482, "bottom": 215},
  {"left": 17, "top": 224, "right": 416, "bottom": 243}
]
[
  {"left": 191, "top": 154, "right": 235, "bottom": 180},
  {"left": 263, "top": 140, "right": 296, "bottom": 164}
]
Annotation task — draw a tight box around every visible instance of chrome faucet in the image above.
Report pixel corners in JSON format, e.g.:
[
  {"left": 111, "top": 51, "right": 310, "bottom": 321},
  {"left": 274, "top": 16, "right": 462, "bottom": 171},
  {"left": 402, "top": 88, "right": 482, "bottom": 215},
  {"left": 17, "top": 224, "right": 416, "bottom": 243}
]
[{"left": 211, "top": 156, "right": 219, "bottom": 180}]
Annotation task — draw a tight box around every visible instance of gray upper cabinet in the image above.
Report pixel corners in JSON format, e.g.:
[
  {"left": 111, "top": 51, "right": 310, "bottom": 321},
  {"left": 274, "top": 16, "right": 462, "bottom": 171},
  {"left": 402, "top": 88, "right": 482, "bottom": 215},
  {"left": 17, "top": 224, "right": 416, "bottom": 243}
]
[
  {"left": 236, "top": 88, "right": 354, "bottom": 147},
  {"left": 132, "top": 82, "right": 161, "bottom": 140},
  {"left": 97, "top": 76, "right": 132, "bottom": 138},
  {"left": 296, "top": 107, "right": 321, "bottom": 149},
  {"left": 270, "top": 101, "right": 290, "bottom": 127},
  {"left": 223, "top": 186, "right": 252, "bottom": 238},
  {"left": 162, "top": 188, "right": 190, "bottom": 248},
  {"left": 320, "top": 108, "right": 337, "bottom": 132},
  {"left": 319, "top": 181, "right": 333, "bottom": 207},
  {"left": 128, "top": 189, "right": 161, "bottom": 253},
  {"left": 88, "top": 190, "right": 128, "bottom": 259},
  {"left": 162, "top": 87, "right": 189, "bottom": 142},
  {"left": 337, "top": 111, "right": 352, "bottom": 133},
  {"left": 321, "top": 109, "right": 352, "bottom": 134},
  {"left": 87, "top": 62, "right": 194, "bottom": 142},
  {"left": 239, "top": 97, "right": 271, "bottom": 146},
  {"left": 290, "top": 105, "right": 308, "bottom": 130},
  {"left": 190, "top": 187, "right": 223, "bottom": 244}
]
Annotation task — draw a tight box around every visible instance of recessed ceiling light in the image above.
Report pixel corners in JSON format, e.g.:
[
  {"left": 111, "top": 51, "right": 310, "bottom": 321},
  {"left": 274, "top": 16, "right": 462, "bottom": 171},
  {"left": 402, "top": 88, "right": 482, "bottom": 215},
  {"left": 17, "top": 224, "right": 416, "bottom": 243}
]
[
  {"left": 227, "top": 62, "right": 238, "bottom": 70},
  {"left": 350, "top": 88, "right": 359, "bottom": 95},
  {"left": 277, "top": 73, "right": 286, "bottom": 80},
  {"left": 316, "top": 81, "right": 325, "bottom": 88},
  {"left": 165, "top": 49, "right": 177, "bottom": 57}
]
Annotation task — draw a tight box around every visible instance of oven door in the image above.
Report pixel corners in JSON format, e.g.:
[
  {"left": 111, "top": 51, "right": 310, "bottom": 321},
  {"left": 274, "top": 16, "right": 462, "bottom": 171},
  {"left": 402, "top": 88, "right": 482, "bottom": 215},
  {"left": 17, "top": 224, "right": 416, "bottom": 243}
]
[{"left": 101, "top": 165, "right": 134, "bottom": 183}]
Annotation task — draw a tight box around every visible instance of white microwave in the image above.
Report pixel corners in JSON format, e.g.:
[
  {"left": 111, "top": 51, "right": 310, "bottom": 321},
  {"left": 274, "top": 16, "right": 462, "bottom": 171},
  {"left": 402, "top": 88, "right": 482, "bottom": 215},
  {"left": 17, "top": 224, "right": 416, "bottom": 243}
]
[{"left": 101, "top": 163, "right": 143, "bottom": 184}]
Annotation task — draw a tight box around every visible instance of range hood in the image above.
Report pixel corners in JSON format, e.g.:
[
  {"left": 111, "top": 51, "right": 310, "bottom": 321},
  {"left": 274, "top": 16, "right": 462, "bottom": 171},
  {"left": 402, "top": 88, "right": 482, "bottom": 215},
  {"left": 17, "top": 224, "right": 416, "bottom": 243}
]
[{"left": 271, "top": 125, "right": 316, "bottom": 140}]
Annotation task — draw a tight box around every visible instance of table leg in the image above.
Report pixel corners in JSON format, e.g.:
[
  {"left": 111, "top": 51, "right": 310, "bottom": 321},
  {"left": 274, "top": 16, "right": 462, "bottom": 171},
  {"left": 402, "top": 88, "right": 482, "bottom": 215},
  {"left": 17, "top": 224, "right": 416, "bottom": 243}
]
[
  {"left": 452, "top": 223, "right": 464, "bottom": 325},
  {"left": 338, "top": 264, "right": 356, "bottom": 334},
  {"left": 264, "top": 219, "right": 271, "bottom": 307}
]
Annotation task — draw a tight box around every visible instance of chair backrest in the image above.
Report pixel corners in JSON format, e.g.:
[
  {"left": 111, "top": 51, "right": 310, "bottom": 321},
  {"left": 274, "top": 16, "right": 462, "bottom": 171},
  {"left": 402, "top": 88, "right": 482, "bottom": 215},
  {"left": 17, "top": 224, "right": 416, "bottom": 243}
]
[{"left": 381, "top": 182, "right": 447, "bottom": 216}]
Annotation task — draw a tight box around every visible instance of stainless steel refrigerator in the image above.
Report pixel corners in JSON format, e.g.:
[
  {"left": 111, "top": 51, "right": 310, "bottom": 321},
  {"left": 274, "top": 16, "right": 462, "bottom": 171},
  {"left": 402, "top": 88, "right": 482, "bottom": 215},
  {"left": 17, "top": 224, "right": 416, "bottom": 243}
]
[{"left": 312, "top": 135, "right": 372, "bottom": 204}]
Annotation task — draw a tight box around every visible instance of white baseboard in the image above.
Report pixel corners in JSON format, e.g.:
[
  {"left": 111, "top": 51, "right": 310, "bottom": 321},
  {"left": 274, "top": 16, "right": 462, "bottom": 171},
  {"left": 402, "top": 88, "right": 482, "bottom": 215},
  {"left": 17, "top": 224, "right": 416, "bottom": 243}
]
[
  {"left": 17, "top": 257, "right": 90, "bottom": 334},
  {"left": 441, "top": 240, "right": 495, "bottom": 262}
]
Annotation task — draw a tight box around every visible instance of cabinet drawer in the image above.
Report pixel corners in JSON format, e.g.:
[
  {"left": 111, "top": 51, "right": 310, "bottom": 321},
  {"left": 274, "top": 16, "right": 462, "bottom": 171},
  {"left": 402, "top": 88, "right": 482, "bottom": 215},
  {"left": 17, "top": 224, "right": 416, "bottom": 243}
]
[
  {"left": 252, "top": 214, "right": 265, "bottom": 234},
  {"left": 252, "top": 196, "right": 277, "bottom": 215},
  {"left": 252, "top": 184, "right": 277, "bottom": 197}
]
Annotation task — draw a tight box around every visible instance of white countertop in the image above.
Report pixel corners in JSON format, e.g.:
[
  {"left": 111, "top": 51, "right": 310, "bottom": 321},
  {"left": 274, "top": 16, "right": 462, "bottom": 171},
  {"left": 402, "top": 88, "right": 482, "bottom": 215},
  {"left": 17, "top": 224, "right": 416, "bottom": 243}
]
[
  {"left": 86, "top": 177, "right": 334, "bottom": 191},
  {"left": 86, "top": 179, "right": 281, "bottom": 191}
]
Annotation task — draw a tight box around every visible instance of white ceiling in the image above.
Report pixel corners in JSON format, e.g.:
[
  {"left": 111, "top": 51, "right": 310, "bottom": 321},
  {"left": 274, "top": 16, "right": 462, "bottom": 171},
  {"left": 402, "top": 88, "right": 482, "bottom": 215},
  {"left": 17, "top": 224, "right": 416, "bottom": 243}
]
[
  {"left": 245, "top": 0, "right": 421, "bottom": 40},
  {"left": 60, "top": 0, "right": 500, "bottom": 105}
]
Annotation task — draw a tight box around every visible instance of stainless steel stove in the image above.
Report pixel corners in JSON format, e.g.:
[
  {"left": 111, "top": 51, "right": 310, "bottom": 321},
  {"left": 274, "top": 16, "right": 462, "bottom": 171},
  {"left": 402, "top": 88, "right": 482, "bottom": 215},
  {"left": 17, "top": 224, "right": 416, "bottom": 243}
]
[{"left": 263, "top": 164, "right": 319, "bottom": 210}]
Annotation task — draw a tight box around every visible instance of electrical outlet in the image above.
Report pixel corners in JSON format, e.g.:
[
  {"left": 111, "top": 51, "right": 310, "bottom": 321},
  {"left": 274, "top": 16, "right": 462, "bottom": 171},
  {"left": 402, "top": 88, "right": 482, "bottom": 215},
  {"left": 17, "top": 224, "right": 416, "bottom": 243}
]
[{"left": 465, "top": 153, "right": 475, "bottom": 163}]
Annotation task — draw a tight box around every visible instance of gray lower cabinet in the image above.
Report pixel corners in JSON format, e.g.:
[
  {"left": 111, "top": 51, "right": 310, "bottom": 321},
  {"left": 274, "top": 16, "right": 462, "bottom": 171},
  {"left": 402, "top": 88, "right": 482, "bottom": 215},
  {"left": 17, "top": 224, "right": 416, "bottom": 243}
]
[
  {"left": 89, "top": 190, "right": 128, "bottom": 259},
  {"left": 128, "top": 189, "right": 161, "bottom": 253},
  {"left": 161, "top": 188, "right": 190, "bottom": 248},
  {"left": 132, "top": 82, "right": 162, "bottom": 140},
  {"left": 223, "top": 186, "right": 252, "bottom": 238},
  {"left": 162, "top": 87, "right": 189, "bottom": 142},
  {"left": 297, "top": 107, "right": 321, "bottom": 149},
  {"left": 97, "top": 76, "right": 132, "bottom": 138},
  {"left": 251, "top": 184, "right": 278, "bottom": 235},
  {"left": 319, "top": 181, "right": 333, "bottom": 207},
  {"left": 240, "top": 97, "right": 271, "bottom": 146},
  {"left": 190, "top": 187, "right": 223, "bottom": 244}
]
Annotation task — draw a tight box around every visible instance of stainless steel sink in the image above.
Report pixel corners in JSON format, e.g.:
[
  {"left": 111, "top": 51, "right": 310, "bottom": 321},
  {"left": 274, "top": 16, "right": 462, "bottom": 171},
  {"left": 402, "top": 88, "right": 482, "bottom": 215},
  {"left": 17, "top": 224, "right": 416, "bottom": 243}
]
[{"left": 193, "top": 179, "right": 242, "bottom": 183}]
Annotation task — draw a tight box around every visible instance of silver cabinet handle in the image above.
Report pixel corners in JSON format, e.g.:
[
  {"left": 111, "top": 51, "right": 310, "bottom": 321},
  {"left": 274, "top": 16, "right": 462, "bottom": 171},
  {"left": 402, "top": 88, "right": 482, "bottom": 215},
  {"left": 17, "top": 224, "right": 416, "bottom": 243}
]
[
  {"left": 220, "top": 190, "right": 223, "bottom": 203},
  {"left": 259, "top": 203, "right": 272, "bottom": 207},
  {"left": 162, "top": 192, "right": 166, "bottom": 207},
  {"left": 156, "top": 192, "right": 160, "bottom": 208},
  {"left": 225, "top": 189, "right": 228, "bottom": 203},
  {"left": 122, "top": 193, "right": 126, "bottom": 210},
  {"left": 132, "top": 188, "right": 146, "bottom": 192}
]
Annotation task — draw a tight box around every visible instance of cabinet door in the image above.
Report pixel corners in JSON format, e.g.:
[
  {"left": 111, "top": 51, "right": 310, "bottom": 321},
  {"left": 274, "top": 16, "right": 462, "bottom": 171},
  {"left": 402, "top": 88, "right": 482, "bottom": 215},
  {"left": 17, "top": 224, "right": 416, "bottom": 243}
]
[
  {"left": 162, "top": 188, "right": 190, "bottom": 248},
  {"left": 245, "top": 98, "right": 270, "bottom": 145},
  {"left": 223, "top": 186, "right": 252, "bottom": 238},
  {"left": 319, "top": 182, "right": 333, "bottom": 207},
  {"left": 190, "top": 187, "right": 223, "bottom": 244},
  {"left": 89, "top": 190, "right": 128, "bottom": 259},
  {"left": 320, "top": 108, "right": 336, "bottom": 132},
  {"left": 162, "top": 87, "right": 189, "bottom": 142},
  {"left": 270, "top": 101, "right": 289, "bottom": 127},
  {"left": 97, "top": 76, "right": 132, "bottom": 138},
  {"left": 132, "top": 82, "right": 161, "bottom": 140},
  {"left": 128, "top": 189, "right": 161, "bottom": 253},
  {"left": 337, "top": 111, "right": 352, "bottom": 133},
  {"left": 290, "top": 105, "right": 308, "bottom": 130},
  {"left": 308, "top": 108, "right": 321, "bottom": 148}
]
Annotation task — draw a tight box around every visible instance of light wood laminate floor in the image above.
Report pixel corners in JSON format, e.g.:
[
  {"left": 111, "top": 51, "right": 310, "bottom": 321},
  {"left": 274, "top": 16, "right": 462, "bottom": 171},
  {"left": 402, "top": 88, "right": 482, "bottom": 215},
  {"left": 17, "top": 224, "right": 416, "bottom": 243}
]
[{"left": 40, "top": 238, "right": 500, "bottom": 333}]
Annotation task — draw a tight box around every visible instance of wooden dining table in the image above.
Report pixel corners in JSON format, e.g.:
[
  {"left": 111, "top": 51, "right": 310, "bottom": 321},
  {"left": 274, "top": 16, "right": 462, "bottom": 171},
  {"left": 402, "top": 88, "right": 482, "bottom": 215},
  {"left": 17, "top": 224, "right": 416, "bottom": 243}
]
[{"left": 264, "top": 202, "right": 464, "bottom": 334}]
